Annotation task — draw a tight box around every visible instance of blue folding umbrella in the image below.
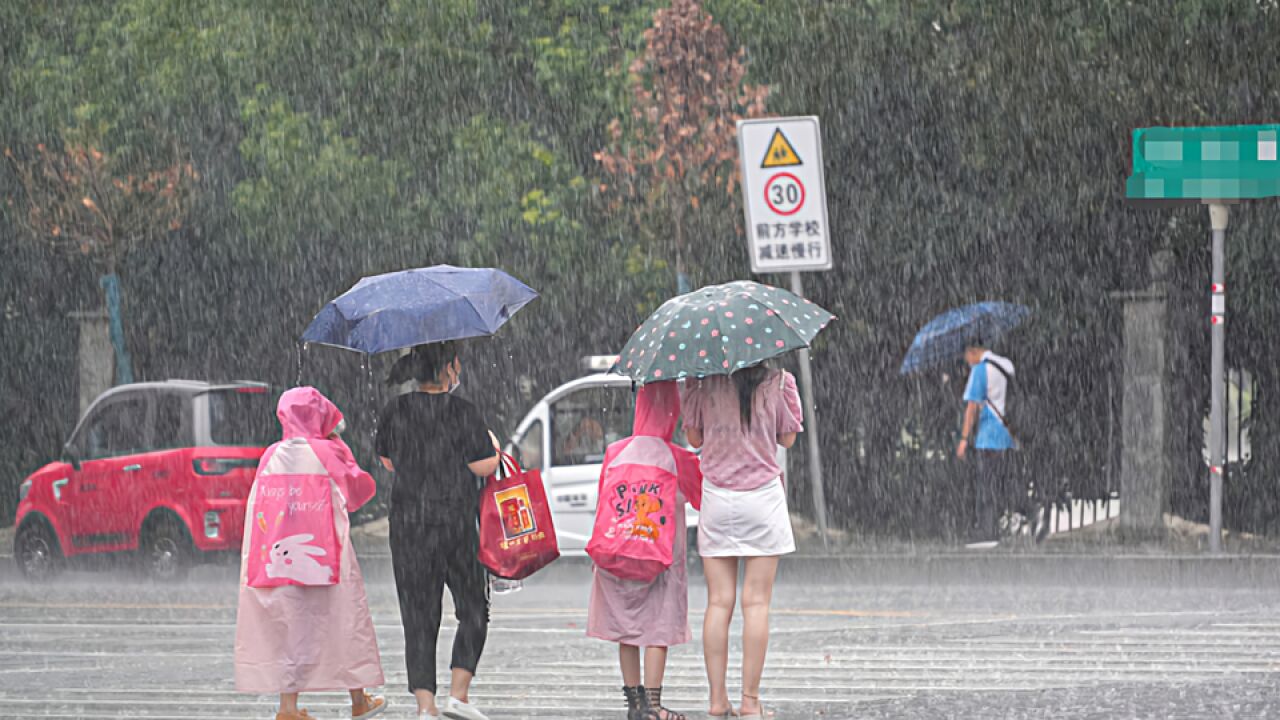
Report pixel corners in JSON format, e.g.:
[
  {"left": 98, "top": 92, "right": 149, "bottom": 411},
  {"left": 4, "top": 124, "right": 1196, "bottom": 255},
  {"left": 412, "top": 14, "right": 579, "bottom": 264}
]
[
  {"left": 301, "top": 265, "right": 538, "bottom": 354},
  {"left": 900, "top": 302, "right": 1030, "bottom": 375}
]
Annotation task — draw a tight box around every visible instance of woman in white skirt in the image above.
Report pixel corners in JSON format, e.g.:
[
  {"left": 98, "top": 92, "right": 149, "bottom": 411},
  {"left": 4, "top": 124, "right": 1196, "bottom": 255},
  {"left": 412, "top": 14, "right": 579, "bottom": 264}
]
[{"left": 681, "top": 365, "right": 803, "bottom": 719}]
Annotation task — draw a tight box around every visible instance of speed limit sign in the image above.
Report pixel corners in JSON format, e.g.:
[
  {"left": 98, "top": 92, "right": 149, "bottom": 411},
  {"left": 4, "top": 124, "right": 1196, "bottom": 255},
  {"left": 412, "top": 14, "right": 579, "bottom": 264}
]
[
  {"left": 764, "top": 172, "right": 806, "bottom": 215},
  {"left": 737, "top": 117, "right": 831, "bottom": 272}
]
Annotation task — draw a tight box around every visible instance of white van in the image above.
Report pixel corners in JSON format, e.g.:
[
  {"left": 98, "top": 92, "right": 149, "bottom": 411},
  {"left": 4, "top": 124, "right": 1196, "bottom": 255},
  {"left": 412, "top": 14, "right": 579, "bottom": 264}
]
[{"left": 506, "top": 368, "right": 701, "bottom": 555}]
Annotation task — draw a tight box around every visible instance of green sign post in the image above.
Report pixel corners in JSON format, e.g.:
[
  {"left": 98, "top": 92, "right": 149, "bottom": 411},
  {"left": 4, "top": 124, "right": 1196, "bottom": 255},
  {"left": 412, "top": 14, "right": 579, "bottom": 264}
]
[{"left": 1126, "top": 124, "right": 1280, "bottom": 553}]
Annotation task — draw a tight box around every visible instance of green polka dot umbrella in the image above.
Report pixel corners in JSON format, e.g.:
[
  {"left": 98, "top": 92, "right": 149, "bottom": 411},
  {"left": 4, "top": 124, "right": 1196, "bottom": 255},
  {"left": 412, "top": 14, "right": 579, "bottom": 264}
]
[{"left": 613, "top": 281, "right": 835, "bottom": 385}]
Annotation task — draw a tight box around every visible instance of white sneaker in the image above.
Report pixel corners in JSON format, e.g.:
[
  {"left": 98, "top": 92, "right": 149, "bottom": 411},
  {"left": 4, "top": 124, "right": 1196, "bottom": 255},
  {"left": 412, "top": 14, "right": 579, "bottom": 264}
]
[
  {"left": 417, "top": 712, "right": 440, "bottom": 720},
  {"left": 443, "top": 697, "right": 489, "bottom": 720}
]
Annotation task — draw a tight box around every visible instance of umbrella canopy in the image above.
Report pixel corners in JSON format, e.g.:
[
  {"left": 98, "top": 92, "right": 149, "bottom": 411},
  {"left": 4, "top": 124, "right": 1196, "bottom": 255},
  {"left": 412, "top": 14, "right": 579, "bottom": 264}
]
[
  {"left": 301, "top": 265, "right": 538, "bottom": 354},
  {"left": 613, "top": 281, "right": 834, "bottom": 385},
  {"left": 900, "top": 301, "right": 1030, "bottom": 375}
]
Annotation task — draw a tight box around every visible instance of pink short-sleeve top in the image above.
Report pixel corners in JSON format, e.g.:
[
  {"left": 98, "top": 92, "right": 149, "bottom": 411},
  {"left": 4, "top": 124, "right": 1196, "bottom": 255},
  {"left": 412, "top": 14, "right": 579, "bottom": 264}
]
[{"left": 680, "top": 369, "right": 804, "bottom": 492}]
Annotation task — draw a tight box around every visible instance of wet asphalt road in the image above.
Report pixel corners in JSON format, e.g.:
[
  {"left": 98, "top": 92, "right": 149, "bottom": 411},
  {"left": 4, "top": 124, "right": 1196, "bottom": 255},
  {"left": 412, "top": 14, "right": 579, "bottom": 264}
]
[{"left": 3, "top": 556, "right": 1280, "bottom": 719}]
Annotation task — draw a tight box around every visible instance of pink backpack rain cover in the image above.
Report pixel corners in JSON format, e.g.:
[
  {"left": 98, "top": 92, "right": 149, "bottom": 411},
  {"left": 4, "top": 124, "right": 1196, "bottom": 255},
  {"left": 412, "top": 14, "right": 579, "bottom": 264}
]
[
  {"left": 587, "top": 382, "right": 702, "bottom": 583},
  {"left": 245, "top": 389, "right": 350, "bottom": 588}
]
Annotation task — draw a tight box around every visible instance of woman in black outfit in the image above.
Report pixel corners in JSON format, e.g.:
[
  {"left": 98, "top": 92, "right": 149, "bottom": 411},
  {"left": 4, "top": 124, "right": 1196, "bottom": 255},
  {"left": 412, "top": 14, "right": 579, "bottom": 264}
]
[{"left": 376, "top": 342, "right": 499, "bottom": 720}]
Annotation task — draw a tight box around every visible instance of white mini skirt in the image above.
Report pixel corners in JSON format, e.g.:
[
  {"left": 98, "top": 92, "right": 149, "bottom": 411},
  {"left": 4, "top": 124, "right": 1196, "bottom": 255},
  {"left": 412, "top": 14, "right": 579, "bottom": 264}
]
[{"left": 697, "top": 478, "right": 796, "bottom": 558}]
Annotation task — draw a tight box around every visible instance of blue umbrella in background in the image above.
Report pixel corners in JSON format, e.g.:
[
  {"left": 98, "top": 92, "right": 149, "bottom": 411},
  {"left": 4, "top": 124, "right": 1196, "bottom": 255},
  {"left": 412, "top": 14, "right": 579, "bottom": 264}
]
[
  {"left": 900, "top": 302, "right": 1031, "bottom": 375},
  {"left": 302, "top": 265, "right": 538, "bottom": 354}
]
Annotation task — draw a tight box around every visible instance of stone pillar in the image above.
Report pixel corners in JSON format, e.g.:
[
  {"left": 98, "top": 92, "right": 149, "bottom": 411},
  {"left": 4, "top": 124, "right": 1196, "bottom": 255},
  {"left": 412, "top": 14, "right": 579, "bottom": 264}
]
[
  {"left": 70, "top": 311, "right": 113, "bottom": 416},
  {"left": 1113, "top": 250, "right": 1174, "bottom": 538}
]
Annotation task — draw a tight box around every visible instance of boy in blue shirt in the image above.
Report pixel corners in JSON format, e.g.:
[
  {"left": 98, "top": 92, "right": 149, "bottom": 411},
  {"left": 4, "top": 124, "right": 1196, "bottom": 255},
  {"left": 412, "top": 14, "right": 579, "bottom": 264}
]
[{"left": 956, "top": 342, "right": 1017, "bottom": 547}]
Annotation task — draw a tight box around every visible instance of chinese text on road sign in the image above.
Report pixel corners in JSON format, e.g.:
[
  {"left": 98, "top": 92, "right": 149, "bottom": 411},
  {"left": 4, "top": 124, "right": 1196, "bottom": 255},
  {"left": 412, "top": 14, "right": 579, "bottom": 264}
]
[{"left": 737, "top": 117, "right": 832, "bottom": 272}]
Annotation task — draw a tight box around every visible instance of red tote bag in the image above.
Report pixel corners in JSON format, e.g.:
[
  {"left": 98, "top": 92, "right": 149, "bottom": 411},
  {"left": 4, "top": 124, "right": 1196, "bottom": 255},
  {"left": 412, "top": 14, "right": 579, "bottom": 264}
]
[{"left": 478, "top": 451, "right": 560, "bottom": 580}]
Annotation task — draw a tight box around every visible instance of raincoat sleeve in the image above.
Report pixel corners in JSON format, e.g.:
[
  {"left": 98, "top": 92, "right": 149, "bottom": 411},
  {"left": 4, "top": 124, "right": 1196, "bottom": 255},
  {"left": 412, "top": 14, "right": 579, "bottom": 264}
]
[
  {"left": 777, "top": 371, "right": 804, "bottom": 435},
  {"left": 319, "top": 437, "right": 377, "bottom": 511},
  {"left": 672, "top": 445, "right": 703, "bottom": 511}
]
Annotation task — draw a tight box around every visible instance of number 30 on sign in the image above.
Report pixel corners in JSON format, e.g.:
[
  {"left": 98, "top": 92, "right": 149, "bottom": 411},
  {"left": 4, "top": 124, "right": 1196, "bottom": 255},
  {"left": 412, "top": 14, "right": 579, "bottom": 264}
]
[{"left": 765, "top": 172, "right": 806, "bottom": 215}]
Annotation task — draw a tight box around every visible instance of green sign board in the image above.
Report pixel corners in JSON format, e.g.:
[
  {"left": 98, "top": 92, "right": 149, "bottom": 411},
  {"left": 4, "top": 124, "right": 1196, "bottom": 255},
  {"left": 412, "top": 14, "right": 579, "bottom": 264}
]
[{"left": 1125, "top": 124, "right": 1280, "bottom": 202}]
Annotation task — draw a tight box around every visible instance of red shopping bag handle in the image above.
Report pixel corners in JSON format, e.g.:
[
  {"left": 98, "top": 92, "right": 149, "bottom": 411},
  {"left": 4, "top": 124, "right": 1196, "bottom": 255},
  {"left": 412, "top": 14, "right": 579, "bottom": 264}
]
[{"left": 496, "top": 449, "right": 523, "bottom": 480}]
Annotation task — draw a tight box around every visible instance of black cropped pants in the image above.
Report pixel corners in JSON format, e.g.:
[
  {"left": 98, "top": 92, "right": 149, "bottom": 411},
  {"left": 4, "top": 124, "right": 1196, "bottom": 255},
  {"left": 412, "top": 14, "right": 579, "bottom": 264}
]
[{"left": 390, "top": 515, "right": 490, "bottom": 695}]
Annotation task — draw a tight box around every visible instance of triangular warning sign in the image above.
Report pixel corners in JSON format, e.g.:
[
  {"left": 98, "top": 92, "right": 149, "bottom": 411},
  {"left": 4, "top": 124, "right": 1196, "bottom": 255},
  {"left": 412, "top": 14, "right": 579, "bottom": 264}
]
[{"left": 761, "top": 128, "right": 802, "bottom": 168}]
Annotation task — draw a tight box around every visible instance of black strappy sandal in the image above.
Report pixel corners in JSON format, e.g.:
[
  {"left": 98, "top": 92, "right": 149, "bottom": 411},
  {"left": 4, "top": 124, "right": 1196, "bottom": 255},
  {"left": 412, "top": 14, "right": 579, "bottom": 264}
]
[
  {"left": 645, "top": 686, "right": 687, "bottom": 720},
  {"left": 623, "top": 685, "right": 652, "bottom": 720}
]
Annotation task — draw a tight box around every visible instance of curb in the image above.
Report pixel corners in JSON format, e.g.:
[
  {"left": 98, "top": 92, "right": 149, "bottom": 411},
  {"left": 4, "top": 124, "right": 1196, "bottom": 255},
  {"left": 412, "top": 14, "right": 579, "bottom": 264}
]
[
  {"left": 348, "top": 532, "right": 1280, "bottom": 589},
  {"left": 8, "top": 544, "right": 1278, "bottom": 589},
  {"left": 771, "top": 553, "right": 1280, "bottom": 588}
]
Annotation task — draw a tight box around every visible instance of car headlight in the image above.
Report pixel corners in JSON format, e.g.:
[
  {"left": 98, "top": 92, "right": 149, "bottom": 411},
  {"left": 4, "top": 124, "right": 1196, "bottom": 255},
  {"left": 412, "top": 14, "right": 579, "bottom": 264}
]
[{"left": 18, "top": 480, "right": 31, "bottom": 502}]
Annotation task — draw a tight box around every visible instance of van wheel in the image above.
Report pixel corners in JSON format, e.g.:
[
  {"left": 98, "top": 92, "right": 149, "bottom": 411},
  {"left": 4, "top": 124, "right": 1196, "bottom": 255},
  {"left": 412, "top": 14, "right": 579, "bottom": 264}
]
[
  {"left": 141, "top": 517, "right": 193, "bottom": 581},
  {"left": 15, "top": 520, "right": 63, "bottom": 581}
]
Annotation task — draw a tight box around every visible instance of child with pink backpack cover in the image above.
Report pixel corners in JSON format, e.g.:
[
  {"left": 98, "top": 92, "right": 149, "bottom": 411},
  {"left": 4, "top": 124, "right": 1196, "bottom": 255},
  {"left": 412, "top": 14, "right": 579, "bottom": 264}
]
[
  {"left": 586, "top": 381, "right": 702, "bottom": 720},
  {"left": 234, "top": 387, "right": 387, "bottom": 720}
]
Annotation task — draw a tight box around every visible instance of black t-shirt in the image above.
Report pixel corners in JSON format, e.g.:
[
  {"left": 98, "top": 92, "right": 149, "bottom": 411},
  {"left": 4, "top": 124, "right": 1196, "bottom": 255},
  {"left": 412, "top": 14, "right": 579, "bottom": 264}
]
[{"left": 376, "top": 392, "right": 494, "bottom": 525}]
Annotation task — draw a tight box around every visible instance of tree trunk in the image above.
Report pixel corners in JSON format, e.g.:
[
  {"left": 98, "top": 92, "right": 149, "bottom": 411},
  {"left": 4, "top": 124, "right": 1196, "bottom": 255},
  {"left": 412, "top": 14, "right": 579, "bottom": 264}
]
[
  {"left": 99, "top": 267, "right": 134, "bottom": 385},
  {"left": 673, "top": 196, "right": 690, "bottom": 294}
]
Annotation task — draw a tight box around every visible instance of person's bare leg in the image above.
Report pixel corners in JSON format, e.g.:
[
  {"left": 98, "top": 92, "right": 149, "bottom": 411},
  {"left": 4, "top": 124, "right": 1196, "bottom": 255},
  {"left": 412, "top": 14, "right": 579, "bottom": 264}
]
[
  {"left": 645, "top": 646, "right": 678, "bottom": 719},
  {"left": 740, "top": 556, "right": 780, "bottom": 716},
  {"left": 619, "top": 643, "right": 643, "bottom": 687},
  {"left": 702, "top": 556, "right": 739, "bottom": 716},
  {"left": 450, "top": 668, "right": 474, "bottom": 703},
  {"left": 643, "top": 645, "right": 668, "bottom": 689},
  {"left": 413, "top": 689, "right": 437, "bottom": 716},
  {"left": 279, "top": 693, "right": 299, "bottom": 714}
]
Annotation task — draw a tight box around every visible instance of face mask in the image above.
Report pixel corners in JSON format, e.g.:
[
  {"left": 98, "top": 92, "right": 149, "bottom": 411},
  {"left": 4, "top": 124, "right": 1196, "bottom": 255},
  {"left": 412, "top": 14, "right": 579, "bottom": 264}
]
[
  {"left": 447, "top": 366, "right": 462, "bottom": 394},
  {"left": 332, "top": 418, "right": 347, "bottom": 437}
]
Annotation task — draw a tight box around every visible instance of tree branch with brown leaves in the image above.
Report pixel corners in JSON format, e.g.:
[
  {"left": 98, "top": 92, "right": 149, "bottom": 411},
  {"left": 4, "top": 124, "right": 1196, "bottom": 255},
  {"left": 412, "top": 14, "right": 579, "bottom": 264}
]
[
  {"left": 595, "top": 0, "right": 769, "bottom": 278},
  {"left": 4, "top": 140, "right": 198, "bottom": 274}
]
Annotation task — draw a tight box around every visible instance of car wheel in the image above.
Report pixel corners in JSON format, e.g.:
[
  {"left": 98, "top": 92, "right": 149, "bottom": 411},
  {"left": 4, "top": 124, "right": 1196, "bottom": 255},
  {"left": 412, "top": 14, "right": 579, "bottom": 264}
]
[
  {"left": 15, "top": 520, "right": 63, "bottom": 581},
  {"left": 141, "top": 517, "right": 193, "bottom": 581}
]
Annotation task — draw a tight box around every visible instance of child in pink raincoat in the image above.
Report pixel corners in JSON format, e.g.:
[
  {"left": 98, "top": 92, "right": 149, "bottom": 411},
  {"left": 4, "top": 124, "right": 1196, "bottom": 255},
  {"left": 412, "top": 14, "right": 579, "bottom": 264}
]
[
  {"left": 587, "top": 381, "right": 702, "bottom": 720},
  {"left": 235, "top": 387, "right": 387, "bottom": 720}
]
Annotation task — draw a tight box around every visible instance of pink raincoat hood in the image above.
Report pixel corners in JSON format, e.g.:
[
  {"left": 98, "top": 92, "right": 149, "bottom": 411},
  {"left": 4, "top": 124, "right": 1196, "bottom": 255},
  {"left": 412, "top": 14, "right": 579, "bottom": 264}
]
[
  {"left": 276, "top": 387, "right": 344, "bottom": 439},
  {"left": 603, "top": 380, "right": 701, "bottom": 511},
  {"left": 634, "top": 382, "right": 680, "bottom": 439}
]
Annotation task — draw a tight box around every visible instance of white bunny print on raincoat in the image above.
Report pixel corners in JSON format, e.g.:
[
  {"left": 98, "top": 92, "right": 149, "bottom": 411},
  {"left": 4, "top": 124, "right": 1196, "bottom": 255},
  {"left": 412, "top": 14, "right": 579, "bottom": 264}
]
[{"left": 266, "top": 533, "right": 335, "bottom": 585}]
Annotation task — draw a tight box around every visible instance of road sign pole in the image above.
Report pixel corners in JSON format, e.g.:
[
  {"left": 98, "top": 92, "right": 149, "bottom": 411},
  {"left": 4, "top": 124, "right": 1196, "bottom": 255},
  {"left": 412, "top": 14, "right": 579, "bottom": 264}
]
[
  {"left": 790, "top": 270, "right": 829, "bottom": 549},
  {"left": 1208, "top": 203, "right": 1228, "bottom": 553}
]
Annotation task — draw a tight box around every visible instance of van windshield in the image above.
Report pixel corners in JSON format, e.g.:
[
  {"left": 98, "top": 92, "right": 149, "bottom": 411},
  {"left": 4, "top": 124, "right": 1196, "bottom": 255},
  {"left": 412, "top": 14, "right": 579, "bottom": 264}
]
[
  {"left": 207, "top": 389, "right": 277, "bottom": 447},
  {"left": 552, "top": 387, "right": 634, "bottom": 466}
]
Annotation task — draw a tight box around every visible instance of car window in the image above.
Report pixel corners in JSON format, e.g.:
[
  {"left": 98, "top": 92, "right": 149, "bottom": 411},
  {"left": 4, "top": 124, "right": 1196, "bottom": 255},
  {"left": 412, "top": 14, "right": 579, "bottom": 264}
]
[
  {"left": 83, "top": 396, "right": 150, "bottom": 459},
  {"left": 152, "top": 394, "right": 190, "bottom": 451},
  {"left": 551, "top": 387, "right": 633, "bottom": 466},
  {"left": 207, "top": 389, "right": 277, "bottom": 446},
  {"left": 517, "top": 420, "right": 545, "bottom": 470}
]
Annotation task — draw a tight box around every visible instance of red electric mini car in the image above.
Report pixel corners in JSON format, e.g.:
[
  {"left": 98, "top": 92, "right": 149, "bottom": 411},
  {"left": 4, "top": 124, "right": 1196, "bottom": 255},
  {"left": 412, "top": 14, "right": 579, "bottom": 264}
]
[{"left": 13, "top": 380, "right": 275, "bottom": 580}]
